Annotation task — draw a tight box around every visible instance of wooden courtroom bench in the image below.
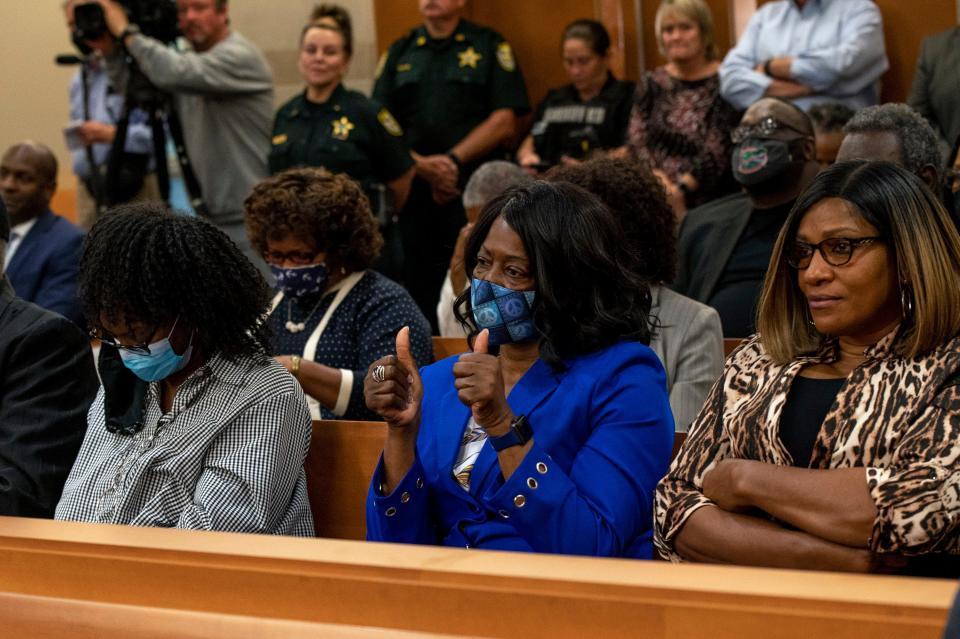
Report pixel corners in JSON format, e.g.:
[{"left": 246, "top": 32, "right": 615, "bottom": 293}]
[
  {"left": 305, "top": 420, "right": 690, "bottom": 541},
  {"left": 0, "top": 517, "right": 952, "bottom": 638},
  {"left": 305, "top": 420, "right": 386, "bottom": 540},
  {"left": 432, "top": 335, "right": 468, "bottom": 361}
]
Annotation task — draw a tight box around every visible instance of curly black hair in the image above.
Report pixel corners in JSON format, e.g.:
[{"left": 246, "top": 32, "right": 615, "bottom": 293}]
[
  {"left": 244, "top": 168, "right": 383, "bottom": 273},
  {"left": 547, "top": 157, "right": 677, "bottom": 283},
  {"left": 80, "top": 202, "right": 272, "bottom": 361},
  {"left": 453, "top": 181, "right": 652, "bottom": 370}
]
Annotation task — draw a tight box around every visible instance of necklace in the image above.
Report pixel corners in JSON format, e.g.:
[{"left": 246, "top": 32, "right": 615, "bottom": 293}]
[{"left": 285, "top": 296, "right": 326, "bottom": 333}]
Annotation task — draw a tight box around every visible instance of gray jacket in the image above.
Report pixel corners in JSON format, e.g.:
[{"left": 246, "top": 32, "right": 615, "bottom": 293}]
[{"left": 114, "top": 31, "right": 274, "bottom": 225}]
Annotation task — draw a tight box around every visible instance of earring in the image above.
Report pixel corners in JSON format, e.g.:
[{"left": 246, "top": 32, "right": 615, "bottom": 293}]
[{"left": 900, "top": 283, "right": 914, "bottom": 319}]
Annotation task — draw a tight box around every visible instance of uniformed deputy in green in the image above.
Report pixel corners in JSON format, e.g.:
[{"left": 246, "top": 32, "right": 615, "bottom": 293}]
[
  {"left": 270, "top": 22, "right": 415, "bottom": 211},
  {"left": 372, "top": 0, "right": 530, "bottom": 332}
]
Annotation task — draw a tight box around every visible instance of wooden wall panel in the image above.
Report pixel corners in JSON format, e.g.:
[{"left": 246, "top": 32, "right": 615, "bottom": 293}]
[{"left": 874, "top": 0, "right": 954, "bottom": 103}]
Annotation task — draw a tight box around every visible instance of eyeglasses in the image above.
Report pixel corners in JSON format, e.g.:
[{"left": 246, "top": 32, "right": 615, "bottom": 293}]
[
  {"left": 90, "top": 328, "right": 155, "bottom": 355},
  {"left": 262, "top": 249, "right": 323, "bottom": 266},
  {"left": 731, "top": 116, "right": 810, "bottom": 144},
  {"left": 786, "top": 237, "right": 884, "bottom": 269},
  {"left": 89, "top": 316, "right": 180, "bottom": 355}
]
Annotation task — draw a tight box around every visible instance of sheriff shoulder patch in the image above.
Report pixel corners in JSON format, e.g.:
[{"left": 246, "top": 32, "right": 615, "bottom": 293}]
[
  {"left": 496, "top": 42, "right": 516, "bottom": 72},
  {"left": 378, "top": 108, "right": 404, "bottom": 137}
]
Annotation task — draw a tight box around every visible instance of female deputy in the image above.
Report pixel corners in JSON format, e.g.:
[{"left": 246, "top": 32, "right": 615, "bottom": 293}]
[
  {"left": 269, "top": 17, "right": 414, "bottom": 212},
  {"left": 516, "top": 20, "right": 635, "bottom": 172},
  {"left": 55, "top": 204, "right": 314, "bottom": 535},
  {"left": 363, "top": 181, "right": 674, "bottom": 558},
  {"left": 245, "top": 168, "right": 432, "bottom": 422},
  {"left": 626, "top": 0, "right": 740, "bottom": 215},
  {"left": 657, "top": 161, "right": 960, "bottom": 573}
]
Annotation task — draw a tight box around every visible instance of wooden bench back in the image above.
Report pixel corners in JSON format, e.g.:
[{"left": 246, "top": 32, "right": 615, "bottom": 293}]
[
  {"left": 432, "top": 336, "right": 468, "bottom": 361},
  {"left": 304, "top": 420, "right": 386, "bottom": 540}
]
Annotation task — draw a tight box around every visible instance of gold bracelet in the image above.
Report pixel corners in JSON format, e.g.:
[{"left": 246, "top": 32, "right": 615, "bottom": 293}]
[{"left": 291, "top": 355, "right": 302, "bottom": 380}]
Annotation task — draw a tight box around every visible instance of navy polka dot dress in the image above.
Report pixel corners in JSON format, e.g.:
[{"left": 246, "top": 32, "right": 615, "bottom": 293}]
[{"left": 270, "top": 270, "right": 433, "bottom": 420}]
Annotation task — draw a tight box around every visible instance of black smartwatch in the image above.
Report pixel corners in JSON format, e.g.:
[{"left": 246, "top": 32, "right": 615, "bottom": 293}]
[
  {"left": 489, "top": 414, "right": 533, "bottom": 452},
  {"left": 446, "top": 151, "right": 463, "bottom": 171}
]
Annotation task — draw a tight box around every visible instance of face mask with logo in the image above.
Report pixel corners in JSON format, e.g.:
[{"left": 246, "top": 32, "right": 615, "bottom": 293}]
[
  {"left": 470, "top": 278, "right": 537, "bottom": 346},
  {"left": 118, "top": 319, "right": 194, "bottom": 383},
  {"left": 271, "top": 263, "right": 329, "bottom": 299},
  {"left": 731, "top": 138, "right": 801, "bottom": 186}
]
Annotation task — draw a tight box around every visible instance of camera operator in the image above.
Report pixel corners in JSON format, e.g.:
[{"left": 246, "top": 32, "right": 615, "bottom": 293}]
[
  {"left": 65, "top": 0, "right": 158, "bottom": 230},
  {"left": 95, "top": 0, "right": 273, "bottom": 261}
]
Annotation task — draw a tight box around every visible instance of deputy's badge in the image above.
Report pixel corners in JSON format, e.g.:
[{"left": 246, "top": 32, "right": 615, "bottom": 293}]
[
  {"left": 458, "top": 46, "right": 482, "bottom": 69},
  {"left": 378, "top": 108, "right": 404, "bottom": 137},
  {"left": 331, "top": 116, "right": 355, "bottom": 140},
  {"left": 496, "top": 42, "right": 516, "bottom": 72},
  {"left": 272, "top": 134, "right": 288, "bottom": 145},
  {"left": 374, "top": 52, "right": 387, "bottom": 79}
]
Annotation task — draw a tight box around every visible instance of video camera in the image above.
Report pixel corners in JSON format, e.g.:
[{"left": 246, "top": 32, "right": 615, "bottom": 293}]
[{"left": 73, "top": 0, "right": 180, "bottom": 45}]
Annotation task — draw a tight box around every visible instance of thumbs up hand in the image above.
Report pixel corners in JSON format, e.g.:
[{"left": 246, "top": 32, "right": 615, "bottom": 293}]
[
  {"left": 452, "top": 329, "right": 515, "bottom": 435},
  {"left": 364, "top": 327, "right": 423, "bottom": 430}
]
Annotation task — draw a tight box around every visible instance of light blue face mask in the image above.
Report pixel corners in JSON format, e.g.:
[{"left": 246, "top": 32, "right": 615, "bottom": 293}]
[{"left": 118, "top": 318, "right": 195, "bottom": 383}]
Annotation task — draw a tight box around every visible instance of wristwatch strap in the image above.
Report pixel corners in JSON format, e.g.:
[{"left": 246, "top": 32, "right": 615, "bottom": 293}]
[{"left": 489, "top": 414, "right": 533, "bottom": 452}]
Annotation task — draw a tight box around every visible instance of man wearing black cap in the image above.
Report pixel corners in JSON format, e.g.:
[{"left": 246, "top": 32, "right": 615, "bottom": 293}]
[{"left": 0, "top": 198, "right": 98, "bottom": 518}]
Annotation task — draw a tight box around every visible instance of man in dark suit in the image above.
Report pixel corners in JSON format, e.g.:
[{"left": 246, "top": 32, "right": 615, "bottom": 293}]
[
  {"left": 672, "top": 97, "right": 820, "bottom": 338},
  {"left": 908, "top": 26, "right": 960, "bottom": 153},
  {"left": 0, "top": 142, "right": 84, "bottom": 326},
  {"left": 0, "top": 198, "right": 98, "bottom": 517}
]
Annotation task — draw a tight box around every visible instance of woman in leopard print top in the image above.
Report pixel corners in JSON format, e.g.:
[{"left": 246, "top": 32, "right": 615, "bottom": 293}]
[{"left": 656, "top": 161, "right": 960, "bottom": 574}]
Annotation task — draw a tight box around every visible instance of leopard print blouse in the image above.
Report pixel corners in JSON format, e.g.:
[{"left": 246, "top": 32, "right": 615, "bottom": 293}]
[{"left": 655, "top": 327, "right": 960, "bottom": 561}]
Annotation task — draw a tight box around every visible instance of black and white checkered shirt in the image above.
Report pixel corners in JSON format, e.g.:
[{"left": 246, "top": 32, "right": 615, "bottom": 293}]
[{"left": 55, "top": 353, "right": 315, "bottom": 536}]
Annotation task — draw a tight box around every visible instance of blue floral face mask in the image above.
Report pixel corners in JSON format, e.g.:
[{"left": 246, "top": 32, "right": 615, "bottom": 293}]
[
  {"left": 271, "top": 262, "right": 329, "bottom": 299},
  {"left": 118, "top": 319, "right": 194, "bottom": 383},
  {"left": 470, "top": 278, "right": 537, "bottom": 346}
]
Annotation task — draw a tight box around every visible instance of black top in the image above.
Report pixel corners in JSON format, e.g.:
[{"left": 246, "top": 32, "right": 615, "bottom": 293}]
[
  {"left": 779, "top": 375, "right": 845, "bottom": 468},
  {"left": 707, "top": 200, "right": 793, "bottom": 337},
  {"left": 269, "top": 83, "right": 414, "bottom": 187},
  {"left": 530, "top": 73, "right": 635, "bottom": 166},
  {"left": 372, "top": 19, "right": 530, "bottom": 164}
]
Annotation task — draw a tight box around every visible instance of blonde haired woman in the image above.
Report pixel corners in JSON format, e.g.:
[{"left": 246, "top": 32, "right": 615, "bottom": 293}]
[
  {"left": 656, "top": 161, "right": 960, "bottom": 575},
  {"left": 627, "top": 0, "right": 740, "bottom": 216}
]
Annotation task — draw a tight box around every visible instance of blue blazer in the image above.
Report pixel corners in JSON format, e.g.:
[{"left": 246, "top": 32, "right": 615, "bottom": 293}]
[
  {"left": 6, "top": 209, "right": 84, "bottom": 327},
  {"left": 367, "top": 341, "right": 674, "bottom": 559}
]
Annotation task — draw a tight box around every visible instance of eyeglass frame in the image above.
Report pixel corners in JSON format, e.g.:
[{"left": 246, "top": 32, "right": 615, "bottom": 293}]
[
  {"left": 731, "top": 116, "right": 812, "bottom": 144},
  {"left": 89, "top": 316, "right": 182, "bottom": 355},
  {"left": 785, "top": 236, "right": 885, "bottom": 270},
  {"left": 261, "top": 248, "right": 325, "bottom": 266}
]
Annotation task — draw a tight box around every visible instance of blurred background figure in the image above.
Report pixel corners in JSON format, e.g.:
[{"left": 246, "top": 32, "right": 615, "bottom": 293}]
[
  {"left": 516, "top": 19, "right": 634, "bottom": 173},
  {"left": 807, "top": 102, "right": 854, "bottom": 168},
  {"left": 626, "top": 0, "right": 740, "bottom": 220}
]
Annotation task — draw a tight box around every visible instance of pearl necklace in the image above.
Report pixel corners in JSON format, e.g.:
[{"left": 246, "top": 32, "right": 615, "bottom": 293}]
[{"left": 285, "top": 296, "right": 326, "bottom": 334}]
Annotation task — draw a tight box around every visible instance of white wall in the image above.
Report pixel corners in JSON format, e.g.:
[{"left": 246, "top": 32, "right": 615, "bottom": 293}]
[{"left": 0, "top": 0, "right": 377, "bottom": 188}]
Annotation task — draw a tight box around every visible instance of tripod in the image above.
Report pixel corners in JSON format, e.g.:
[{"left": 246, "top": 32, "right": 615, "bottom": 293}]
[{"left": 103, "top": 59, "right": 208, "bottom": 217}]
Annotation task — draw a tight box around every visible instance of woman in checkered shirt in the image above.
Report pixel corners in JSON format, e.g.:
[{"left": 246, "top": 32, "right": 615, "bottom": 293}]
[{"left": 55, "top": 204, "right": 314, "bottom": 535}]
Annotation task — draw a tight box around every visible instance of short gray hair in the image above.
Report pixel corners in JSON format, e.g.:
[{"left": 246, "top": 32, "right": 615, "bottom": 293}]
[
  {"left": 462, "top": 161, "right": 532, "bottom": 210},
  {"left": 844, "top": 103, "right": 942, "bottom": 181}
]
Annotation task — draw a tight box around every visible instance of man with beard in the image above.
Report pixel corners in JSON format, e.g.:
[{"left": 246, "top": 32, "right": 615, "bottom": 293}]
[
  {"left": 671, "top": 97, "right": 819, "bottom": 337},
  {"left": 0, "top": 142, "right": 85, "bottom": 326}
]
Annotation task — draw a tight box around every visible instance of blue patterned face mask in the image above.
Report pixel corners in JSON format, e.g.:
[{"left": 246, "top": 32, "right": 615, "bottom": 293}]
[
  {"left": 470, "top": 278, "right": 537, "bottom": 346},
  {"left": 271, "top": 263, "right": 329, "bottom": 299}
]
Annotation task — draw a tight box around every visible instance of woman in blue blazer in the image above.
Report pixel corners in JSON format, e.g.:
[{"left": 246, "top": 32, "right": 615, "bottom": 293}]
[{"left": 364, "top": 181, "right": 674, "bottom": 558}]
